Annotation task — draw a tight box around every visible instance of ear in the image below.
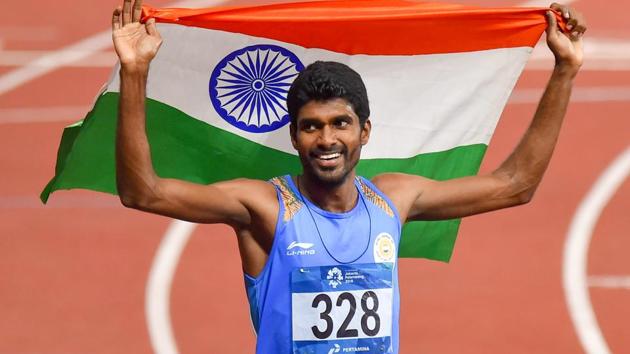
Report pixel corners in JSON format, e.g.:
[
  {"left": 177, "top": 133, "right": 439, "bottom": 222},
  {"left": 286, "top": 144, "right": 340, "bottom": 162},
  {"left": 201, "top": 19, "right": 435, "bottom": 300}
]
[
  {"left": 290, "top": 123, "right": 298, "bottom": 150},
  {"left": 360, "top": 119, "right": 371, "bottom": 145}
]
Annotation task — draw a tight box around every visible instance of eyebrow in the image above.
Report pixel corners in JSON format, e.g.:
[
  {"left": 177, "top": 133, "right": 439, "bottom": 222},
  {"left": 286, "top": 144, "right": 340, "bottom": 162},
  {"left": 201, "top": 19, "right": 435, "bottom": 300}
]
[{"left": 298, "top": 115, "right": 354, "bottom": 124}]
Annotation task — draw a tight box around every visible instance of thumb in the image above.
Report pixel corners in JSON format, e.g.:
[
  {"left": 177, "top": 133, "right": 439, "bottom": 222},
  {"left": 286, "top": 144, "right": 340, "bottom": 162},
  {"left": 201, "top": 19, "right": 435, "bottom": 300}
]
[
  {"left": 545, "top": 10, "right": 559, "bottom": 40},
  {"left": 145, "top": 18, "right": 160, "bottom": 38}
]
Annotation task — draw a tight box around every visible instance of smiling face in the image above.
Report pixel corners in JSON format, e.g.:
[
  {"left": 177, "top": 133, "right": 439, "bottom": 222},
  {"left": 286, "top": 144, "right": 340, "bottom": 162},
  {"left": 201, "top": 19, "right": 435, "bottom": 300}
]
[{"left": 291, "top": 98, "right": 371, "bottom": 186}]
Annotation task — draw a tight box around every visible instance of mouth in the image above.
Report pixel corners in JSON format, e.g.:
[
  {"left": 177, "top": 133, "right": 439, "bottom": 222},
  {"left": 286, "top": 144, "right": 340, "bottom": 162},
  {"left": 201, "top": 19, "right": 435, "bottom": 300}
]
[{"left": 312, "top": 151, "right": 343, "bottom": 168}]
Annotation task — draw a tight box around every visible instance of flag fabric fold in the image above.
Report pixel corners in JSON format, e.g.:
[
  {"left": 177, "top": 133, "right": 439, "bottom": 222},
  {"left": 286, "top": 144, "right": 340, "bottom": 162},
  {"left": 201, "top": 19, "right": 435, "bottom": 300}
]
[{"left": 41, "top": 0, "right": 552, "bottom": 261}]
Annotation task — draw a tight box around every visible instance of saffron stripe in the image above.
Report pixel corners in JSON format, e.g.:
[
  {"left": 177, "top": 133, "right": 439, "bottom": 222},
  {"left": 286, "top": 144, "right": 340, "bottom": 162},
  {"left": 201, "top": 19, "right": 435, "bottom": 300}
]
[{"left": 142, "top": 0, "right": 556, "bottom": 55}]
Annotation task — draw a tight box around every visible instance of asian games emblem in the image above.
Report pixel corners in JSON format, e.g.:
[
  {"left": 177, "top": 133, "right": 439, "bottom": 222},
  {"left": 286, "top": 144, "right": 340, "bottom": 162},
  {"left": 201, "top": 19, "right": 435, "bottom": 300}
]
[
  {"left": 327, "top": 267, "right": 344, "bottom": 289},
  {"left": 373, "top": 232, "right": 396, "bottom": 263},
  {"left": 209, "top": 44, "right": 305, "bottom": 133}
]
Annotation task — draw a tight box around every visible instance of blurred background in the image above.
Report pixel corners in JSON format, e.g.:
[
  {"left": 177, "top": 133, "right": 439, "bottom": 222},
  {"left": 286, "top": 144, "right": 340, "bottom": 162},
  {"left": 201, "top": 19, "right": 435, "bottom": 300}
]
[{"left": 1, "top": 0, "right": 628, "bottom": 353}]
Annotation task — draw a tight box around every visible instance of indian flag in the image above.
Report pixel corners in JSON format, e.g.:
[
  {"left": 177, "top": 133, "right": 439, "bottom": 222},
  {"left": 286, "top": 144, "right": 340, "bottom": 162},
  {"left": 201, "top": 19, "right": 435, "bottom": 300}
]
[{"left": 41, "top": 0, "right": 553, "bottom": 261}]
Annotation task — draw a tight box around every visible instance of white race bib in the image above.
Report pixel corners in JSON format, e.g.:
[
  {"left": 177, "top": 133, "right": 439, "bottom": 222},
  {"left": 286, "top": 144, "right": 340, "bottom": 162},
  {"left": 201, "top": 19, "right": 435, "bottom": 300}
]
[{"left": 291, "top": 263, "right": 394, "bottom": 354}]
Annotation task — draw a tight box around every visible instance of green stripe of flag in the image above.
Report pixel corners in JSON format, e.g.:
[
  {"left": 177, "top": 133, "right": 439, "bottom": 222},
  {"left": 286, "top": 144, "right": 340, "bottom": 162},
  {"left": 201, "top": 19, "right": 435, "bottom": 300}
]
[{"left": 41, "top": 92, "right": 487, "bottom": 261}]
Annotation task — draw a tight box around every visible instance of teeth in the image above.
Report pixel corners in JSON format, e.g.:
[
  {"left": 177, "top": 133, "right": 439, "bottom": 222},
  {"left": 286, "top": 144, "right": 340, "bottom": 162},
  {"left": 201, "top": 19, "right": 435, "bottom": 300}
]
[{"left": 318, "top": 153, "right": 341, "bottom": 160}]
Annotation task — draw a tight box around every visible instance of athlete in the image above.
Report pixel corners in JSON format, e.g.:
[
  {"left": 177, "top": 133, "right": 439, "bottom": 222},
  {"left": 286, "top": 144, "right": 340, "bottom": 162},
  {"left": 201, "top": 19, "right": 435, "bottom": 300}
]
[{"left": 112, "top": 0, "right": 586, "bottom": 352}]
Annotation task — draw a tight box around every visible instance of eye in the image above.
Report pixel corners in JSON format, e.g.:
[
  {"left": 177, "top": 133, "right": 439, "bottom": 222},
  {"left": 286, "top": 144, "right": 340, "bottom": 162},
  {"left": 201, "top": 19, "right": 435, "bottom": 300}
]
[
  {"left": 334, "top": 119, "right": 350, "bottom": 128},
  {"left": 301, "top": 122, "right": 318, "bottom": 132}
]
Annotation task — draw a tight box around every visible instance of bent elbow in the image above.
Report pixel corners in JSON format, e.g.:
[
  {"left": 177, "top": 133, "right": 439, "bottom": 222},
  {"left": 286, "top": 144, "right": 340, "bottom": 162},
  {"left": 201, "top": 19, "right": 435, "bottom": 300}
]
[
  {"left": 117, "top": 176, "right": 161, "bottom": 210},
  {"left": 119, "top": 194, "right": 140, "bottom": 209},
  {"left": 118, "top": 191, "right": 149, "bottom": 210},
  {"left": 118, "top": 188, "right": 157, "bottom": 210},
  {"left": 516, "top": 193, "right": 532, "bottom": 206},
  {"left": 514, "top": 188, "right": 536, "bottom": 206},
  {"left": 493, "top": 171, "right": 537, "bottom": 207}
]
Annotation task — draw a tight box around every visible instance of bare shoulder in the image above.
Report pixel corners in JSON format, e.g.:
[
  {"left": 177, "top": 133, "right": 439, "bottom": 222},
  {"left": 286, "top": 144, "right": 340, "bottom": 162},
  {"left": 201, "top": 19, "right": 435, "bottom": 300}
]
[
  {"left": 371, "top": 172, "right": 431, "bottom": 195},
  {"left": 214, "top": 178, "right": 279, "bottom": 276},
  {"left": 214, "top": 177, "right": 278, "bottom": 217},
  {"left": 370, "top": 173, "right": 432, "bottom": 222},
  {"left": 153, "top": 176, "right": 279, "bottom": 229},
  {"left": 214, "top": 177, "right": 279, "bottom": 241},
  {"left": 214, "top": 177, "right": 277, "bottom": 200}
]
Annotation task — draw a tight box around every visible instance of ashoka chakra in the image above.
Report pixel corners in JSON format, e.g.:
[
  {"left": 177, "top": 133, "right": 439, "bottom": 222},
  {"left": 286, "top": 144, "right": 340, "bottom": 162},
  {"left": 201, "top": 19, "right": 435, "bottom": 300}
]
[{"left": 209, "top": 45, "right": 304, "bottom": 133}]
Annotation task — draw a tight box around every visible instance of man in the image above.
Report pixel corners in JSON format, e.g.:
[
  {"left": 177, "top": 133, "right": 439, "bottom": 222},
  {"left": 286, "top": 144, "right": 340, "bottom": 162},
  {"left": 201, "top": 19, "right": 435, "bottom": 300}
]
[{"left": 112, "top": 0, "right": 586, "bottom": 352}]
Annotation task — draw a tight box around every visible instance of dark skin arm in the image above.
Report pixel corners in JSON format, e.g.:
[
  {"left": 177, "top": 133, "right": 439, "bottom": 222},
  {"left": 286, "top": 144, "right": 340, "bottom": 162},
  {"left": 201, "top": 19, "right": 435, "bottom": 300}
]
[
  {"left": 374, "top": 3, "right": 587, "bottom": 222},
  {"left": 112, "top": 0, "right": 276, "bottom": 275}
]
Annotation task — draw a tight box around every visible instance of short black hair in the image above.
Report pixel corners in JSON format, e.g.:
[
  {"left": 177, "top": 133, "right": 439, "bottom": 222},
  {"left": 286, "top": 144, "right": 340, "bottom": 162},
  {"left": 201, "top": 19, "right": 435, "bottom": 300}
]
[{"left": 286, "top": 61, "right": 370, "bottom": 126}]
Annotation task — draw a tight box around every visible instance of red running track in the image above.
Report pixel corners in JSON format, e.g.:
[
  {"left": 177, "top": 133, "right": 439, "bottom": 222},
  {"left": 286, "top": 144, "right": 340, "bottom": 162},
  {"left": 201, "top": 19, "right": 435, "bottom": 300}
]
[{"left": 1, "top": 0, "right": 628, "bottom": 353}]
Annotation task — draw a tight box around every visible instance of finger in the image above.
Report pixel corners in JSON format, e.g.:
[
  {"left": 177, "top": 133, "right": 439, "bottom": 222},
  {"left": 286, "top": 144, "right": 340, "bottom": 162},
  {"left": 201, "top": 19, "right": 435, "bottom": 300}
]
[
  {"left": 574, "top": 24, "right": 587, "bottom": 35},
  {"left": 145, "top": 18, "right": 160, "bottom": 37},
  {"left": 132, "top": 0, "right": 143, "bottom": 23},
  {"left": 570, "top": 28, "right": 586, "bottom": 41},
  {"left": 112, "top": 6, "right": 122, "bottom": 31},
  {"left": 570, "top": 12, "right": 587, "bottom": 33},
  {"left": 122, "top": 0, "right": 132, "bottom": 25},
  {"left": 566, "top": 11, "right": 586, "bottom": 40},
  {"left": 550, "top": 3, "right": 570, "bottom": 19},
  {"left": 545, "top": 10, "right": 559, "bottom": 39}
]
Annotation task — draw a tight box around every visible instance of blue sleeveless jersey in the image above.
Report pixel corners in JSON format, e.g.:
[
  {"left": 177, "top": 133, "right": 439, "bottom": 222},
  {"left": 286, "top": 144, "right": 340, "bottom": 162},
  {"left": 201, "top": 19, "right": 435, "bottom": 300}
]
[{"left": 244, "top": 175, "right": 402, "bottom": 354}]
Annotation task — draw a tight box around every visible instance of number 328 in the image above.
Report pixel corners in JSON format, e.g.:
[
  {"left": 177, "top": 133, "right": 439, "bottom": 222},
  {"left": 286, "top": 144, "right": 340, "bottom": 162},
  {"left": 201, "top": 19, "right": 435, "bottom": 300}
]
[{"left": 311, "top": 291, "right": 381, "bottom": 339}]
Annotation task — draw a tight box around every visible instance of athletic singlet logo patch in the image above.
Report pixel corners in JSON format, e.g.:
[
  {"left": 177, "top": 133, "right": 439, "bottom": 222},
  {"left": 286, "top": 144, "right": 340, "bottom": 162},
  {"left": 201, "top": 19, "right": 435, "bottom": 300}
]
[
  {"left": 209, "top": 44, "right": 305, "bottom": 133},
  {"left": 373, "top": 232, "right": 396, "bottom": 263},
  {"left": 288, "top": 241, "right": 314, "bottom": 250},
  {"left": 286, "top": 241, "right": 316, "bottom": 256}
]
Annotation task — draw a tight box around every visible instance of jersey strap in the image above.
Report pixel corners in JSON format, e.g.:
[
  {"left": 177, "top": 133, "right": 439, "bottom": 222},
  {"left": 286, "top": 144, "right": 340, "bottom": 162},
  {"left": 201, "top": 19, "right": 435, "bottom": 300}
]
[
  {"left": 356, "top": 178, "right": 395, "bottom": 218},
  {"left": 269, "top": 176, "right": 303, "bottom": 222}
]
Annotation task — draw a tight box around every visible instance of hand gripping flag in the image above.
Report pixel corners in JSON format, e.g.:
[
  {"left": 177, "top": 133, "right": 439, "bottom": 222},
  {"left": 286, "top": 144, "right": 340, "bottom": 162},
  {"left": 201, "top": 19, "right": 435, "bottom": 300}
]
[{"left": 41, "top": 0, "right": 557, "bottom": 261}]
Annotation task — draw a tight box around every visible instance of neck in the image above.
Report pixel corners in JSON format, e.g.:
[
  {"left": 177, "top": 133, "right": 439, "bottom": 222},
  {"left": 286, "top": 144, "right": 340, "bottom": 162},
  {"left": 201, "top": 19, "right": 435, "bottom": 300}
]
[{"left": 296, "top": 172, "right": 358, "bottom": 213}]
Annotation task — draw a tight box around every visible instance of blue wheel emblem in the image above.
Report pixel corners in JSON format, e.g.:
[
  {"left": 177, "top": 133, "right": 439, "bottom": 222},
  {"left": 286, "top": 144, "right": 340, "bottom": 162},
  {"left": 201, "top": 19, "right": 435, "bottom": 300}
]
[{"left": 209, "top": 45, "right": 304, "bottom": 133}]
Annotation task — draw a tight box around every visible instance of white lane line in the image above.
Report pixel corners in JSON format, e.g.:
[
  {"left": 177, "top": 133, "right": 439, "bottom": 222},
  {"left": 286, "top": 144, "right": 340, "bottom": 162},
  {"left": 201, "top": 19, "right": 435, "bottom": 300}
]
[
  {"left": 509, "top": 86, "right": 630, "bottom": 104},
  {"left": 0, "top": 105, "right": 90, "bottom": 124},
  {"left": 146, "top": 220, "right": 197, "bottom": 354},
  {"left": 0, "top": 50, "right": 116, "bottom": 67},
  {"left": 528, "top": 38, "right": 630, "bottom": 71},
  {"left": 0, "top": 31, "right": 113, "bottom": 97},
  {"left": 0, "top": 0, "right": 222, "bottom": 97},
  {"left": 588, "top": 276, "right": 630, "bottom": 289},
  {"left": 564, "top": 147, "right": 630, "bottom": 354}
]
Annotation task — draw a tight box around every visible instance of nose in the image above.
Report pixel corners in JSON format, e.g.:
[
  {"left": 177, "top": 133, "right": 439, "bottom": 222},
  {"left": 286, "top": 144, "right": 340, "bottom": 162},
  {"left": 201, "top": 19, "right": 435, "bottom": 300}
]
[{"left": 317, "top": 125, "right": 337, "bottom": 149}]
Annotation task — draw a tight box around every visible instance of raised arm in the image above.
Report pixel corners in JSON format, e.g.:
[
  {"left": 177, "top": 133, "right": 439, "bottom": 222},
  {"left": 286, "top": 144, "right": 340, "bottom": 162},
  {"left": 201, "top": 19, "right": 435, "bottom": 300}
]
[
  {"left": 112, "top": 0, "right": 276, "bottom": 228},
  {"left": 375, "top": 3, "right": 586, "bottom": 222}
]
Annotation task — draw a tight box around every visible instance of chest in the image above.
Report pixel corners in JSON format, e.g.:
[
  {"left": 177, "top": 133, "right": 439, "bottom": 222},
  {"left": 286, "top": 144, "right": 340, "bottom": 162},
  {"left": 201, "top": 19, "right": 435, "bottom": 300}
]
[{"left": 275, "top": 209, "right": 400, "bottom": 269}]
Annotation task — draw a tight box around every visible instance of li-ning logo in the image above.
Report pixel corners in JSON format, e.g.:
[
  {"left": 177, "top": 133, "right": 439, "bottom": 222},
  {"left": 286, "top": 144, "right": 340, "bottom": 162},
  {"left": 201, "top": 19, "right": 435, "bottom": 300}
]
[{"left": 286, "top": 241, "right": 315, "bottom": 256}]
